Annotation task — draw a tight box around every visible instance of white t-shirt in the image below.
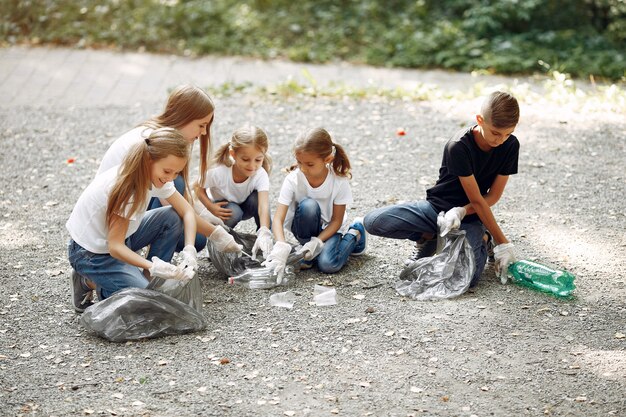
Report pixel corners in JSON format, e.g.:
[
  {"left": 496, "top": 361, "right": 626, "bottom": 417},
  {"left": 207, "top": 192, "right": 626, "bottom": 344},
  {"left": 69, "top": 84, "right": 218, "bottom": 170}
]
[
  {"left": 97, "top": 126, "right": 153, "bottom": 176},
  {"left": 277, "top": 168, "right": 352, "bottom": 234},
  {"left": 203, "top": 164, "right": 270, "bottom": 204},
  {"left": 66, "top": 165, "right": 176, "bottom": 254}
]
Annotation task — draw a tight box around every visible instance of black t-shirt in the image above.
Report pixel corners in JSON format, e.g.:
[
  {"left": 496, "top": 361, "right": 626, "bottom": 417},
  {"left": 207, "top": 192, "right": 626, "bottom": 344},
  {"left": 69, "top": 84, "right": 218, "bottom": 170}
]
[{"left": 426, "top": 126, "right": 519, "bottom": 222}]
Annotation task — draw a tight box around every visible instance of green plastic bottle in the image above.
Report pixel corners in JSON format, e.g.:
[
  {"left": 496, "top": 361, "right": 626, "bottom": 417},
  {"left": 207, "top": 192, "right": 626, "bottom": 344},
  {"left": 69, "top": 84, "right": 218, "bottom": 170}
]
[{"left": 507, "top": 260, "right": 576, "bottom": 298}]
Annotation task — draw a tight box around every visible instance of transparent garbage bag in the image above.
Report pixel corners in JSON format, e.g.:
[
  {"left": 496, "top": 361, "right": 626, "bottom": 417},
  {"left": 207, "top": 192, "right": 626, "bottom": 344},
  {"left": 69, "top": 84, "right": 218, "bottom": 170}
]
[
  {"left": 80, "top": 273, "right": 206, "bottom": 342},
  {"left": 207, "top": 228, "right": 304, "bottom": 280},
  {"left": 206, "top": 228, "right": 259, "bottom": 276},
  {"left": 395, "top": 229, "right": 475, "bottom": 300},
  {"left": 147, "top": 272, "right": 203, "bottom": 312}
]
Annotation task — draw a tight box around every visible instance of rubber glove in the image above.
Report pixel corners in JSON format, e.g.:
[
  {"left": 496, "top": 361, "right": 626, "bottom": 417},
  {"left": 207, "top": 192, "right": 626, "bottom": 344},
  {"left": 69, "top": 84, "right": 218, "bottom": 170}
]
[
  {"left": 149, "top": 257, "right": 186, "bottom": 280},
  {"left": 208, "top": 226, "right": 243, "bottom": 253},
  {"left": 194, "top": 199, "right": 225, "bottom": 227},
  {"left": 252, "top": 226, "right": 273, "bottom": 259},
  {"left": 179, "top": 244, "right": 198, "bottom": 273},
  {"left": 438, "top": 207, "right": 466, "bottom": 237},
  {"left": 262, "top": 241, "right": 291, "bottom": 284},
  {"left": 493, "top": 242, "right": 517, "bottom": 284},
  {"left": 297, "top": 236, "right": 324, "bottom": 260}
]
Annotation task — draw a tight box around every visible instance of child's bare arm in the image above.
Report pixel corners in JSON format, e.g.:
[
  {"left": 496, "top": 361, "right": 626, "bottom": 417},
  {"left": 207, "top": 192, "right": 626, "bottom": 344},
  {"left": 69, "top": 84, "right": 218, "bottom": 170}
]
[
  {"left": 108, "top": 215, "right": 152, "bottom": 270},
  {"left": 257, "top": 190, "right": 271, "bottom": 229},
  {"left": 272, "top": 204, "right": 289, "bottom": 242},
  {"left": 317, "top": 204, "right": 346, "bottom": 242},
  {"left": 463, "top": 175, "right": 509, "bottom": 215},
  {"left": 458, "top": 175, "right": 509, "bottom": 245}
]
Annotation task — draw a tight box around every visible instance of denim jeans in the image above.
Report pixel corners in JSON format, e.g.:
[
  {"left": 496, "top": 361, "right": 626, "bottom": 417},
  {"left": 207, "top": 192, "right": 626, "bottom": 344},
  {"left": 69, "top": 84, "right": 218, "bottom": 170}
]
[
  {"left": 364, "top": 200, "right": 488, "bottom": 286},
  {"left": 68, "top": 206, "right": 183, "bottom": 299},
  {"left": 148, "top": 174, "right": 207, "bottom": 252},
  {"left": 291, "top": 198, "right": 357, "bottom": 274},
  {"left": 219, "top": 191, "right": 263, "bottom": 230}
]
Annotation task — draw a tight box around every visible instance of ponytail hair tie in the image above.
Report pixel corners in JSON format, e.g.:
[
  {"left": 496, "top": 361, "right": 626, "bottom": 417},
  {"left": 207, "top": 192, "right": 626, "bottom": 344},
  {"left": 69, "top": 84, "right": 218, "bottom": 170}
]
[
  {"left": 144, "top": 138, "right": 150, "bottom": 146},
  {"left": 331, "top": 144, "right": 336, "bottom": 156}
]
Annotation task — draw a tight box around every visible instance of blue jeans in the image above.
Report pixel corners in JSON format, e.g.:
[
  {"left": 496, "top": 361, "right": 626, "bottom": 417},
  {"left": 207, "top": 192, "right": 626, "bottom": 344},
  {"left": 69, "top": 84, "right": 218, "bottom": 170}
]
[
  {"left": 291, "top": 198, "right": 358, "bottom": 274},
  {"left": 148, "top": 174, "right": 207, "bottom": 252},
  {"left": 219, "top": 191, "right": 264, "bottom": 230},
  {"left": 364, "top": 200, "right": 487, "bottom": 286},
  {"left": 68, "top": 207, "right": 183, "bottom": 299}
]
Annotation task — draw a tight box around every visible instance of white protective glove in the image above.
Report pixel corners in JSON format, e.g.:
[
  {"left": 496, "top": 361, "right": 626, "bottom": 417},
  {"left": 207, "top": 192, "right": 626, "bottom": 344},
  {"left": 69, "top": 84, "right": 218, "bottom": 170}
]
[
  {"left": 437, "top": 207, "right": 466, "bottom": 237},
  {"left": 208, "top": 225, "right": 243, "bottom": 253},
  {"left": 252, "top": 226, "right": 273, "bottom": 260},
  {"left": 178, "top": 245, "right": 198, "bottom": 280},
  {"left": 193, "top": 198, "right": 225, "bottom": 227},
  {"left": 493, "top": 242, "right": 517, "bottom": 284},
  {"left": 262, "top": 241, "right": 292, "bottom": 284},
  {"left": 149, "top": 257, "right": 186, "bottom": 281},
  {"left": 297, "top": 236, "right": 325, "bottom": 260}
]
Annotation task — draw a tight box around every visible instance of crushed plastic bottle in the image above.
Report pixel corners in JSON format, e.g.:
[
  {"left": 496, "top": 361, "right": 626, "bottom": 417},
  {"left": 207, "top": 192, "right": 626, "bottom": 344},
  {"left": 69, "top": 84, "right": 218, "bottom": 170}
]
[
  {"left": 507, "top": 260, "right": 576, "bottom": 298},
  {"left": 228, "top": 265, "right": 295, "bottom": 290}
]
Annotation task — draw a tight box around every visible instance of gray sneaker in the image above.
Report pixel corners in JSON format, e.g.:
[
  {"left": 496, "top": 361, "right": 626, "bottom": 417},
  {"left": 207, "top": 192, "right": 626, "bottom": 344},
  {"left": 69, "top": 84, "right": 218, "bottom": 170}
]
[
  {"left": 71, "top": 270, "right": 94, "bottom": 313},
  {"left": 404, "top": 238, "right": 437, "bottom": 266}
]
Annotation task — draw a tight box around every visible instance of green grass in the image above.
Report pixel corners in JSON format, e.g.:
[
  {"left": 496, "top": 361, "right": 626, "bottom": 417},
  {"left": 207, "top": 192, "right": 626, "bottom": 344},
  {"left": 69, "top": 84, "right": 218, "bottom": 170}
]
[{"left": 206, "top": 69, "right": 626, "bottom": 114}]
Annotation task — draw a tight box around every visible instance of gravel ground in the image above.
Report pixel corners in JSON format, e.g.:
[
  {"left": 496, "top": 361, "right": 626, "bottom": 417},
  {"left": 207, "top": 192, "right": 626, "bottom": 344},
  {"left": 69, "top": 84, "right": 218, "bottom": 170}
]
[{"left": 0, "top": 93, "right": 625, "bottom": 417}]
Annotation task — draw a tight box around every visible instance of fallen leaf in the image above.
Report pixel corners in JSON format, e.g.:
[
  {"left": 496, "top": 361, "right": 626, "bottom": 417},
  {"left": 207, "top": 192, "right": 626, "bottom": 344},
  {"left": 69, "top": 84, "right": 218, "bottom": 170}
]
[{"left": 615, "top": 332, "right": 625, "bottom": 339}]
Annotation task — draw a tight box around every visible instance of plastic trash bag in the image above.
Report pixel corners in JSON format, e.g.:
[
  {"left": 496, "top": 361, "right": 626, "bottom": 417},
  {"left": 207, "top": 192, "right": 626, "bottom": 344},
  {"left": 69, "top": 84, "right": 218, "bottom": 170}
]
[
  {"left": 395, "top": 229, "right": 475, "bottom": 300},
  {"left": 207, "top": 228, "right": 304, "bottom": 278},
  {"left": 206, "top": 229, "right": 259, "bottom": 276},
  {"left": 147, "top": 273, "right": 203, "bottom": 312},
  {"left": 80, "top": 286, "right": 206, "bottom": 342}
]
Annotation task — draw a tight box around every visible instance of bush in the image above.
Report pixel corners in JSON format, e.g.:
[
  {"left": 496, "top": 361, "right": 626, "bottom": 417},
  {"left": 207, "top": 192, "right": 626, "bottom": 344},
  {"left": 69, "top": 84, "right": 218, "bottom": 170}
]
[{"left": 1, "top": 0, "right": 624, "bottom": 80}]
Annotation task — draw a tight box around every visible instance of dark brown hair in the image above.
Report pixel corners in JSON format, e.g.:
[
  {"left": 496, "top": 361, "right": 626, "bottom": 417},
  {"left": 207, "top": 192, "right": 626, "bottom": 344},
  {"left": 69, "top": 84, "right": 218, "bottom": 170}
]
[
  {"left": 288, "top": 127, "right": 351, "bottom": 178},
  {"left": 481, "top": 91, "right": 520, "bottom": 128}
]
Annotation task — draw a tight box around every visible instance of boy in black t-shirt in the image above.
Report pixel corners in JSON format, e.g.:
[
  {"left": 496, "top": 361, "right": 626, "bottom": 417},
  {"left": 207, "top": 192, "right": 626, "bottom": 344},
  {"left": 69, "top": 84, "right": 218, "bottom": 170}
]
[{"left": 364, "top": 91, "right": 520, "bottom": 286}]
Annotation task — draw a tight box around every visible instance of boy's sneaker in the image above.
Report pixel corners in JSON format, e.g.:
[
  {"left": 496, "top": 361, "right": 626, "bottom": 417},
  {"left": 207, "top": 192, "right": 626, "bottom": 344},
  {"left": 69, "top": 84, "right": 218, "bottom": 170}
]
[
  {"left": 349, "top": 217, "right": 367, "bottom": 256},
  {"left": 299, "top": 259, "right": 314, "bottom": 270},
  {"left": 71, "top": 270, "right": 94, "bottom": 313},
  {"left": 404, "top": 238, "right": 437, "bottom": 266},
  {"left": 485, "top": 231, "right": 495, "bottom": 263}
]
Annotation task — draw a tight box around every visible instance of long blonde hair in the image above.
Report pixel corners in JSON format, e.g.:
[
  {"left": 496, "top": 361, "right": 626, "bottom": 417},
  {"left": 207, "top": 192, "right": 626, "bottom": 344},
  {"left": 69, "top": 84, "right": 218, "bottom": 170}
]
[
  {"left": 106, "top": 128, "right": 190, "bottom": 228},
  {"left": 288, "top": 127, "right": 351, "bottom": 178},
  {"left": 212, "top": 125, "right": 272, "bottom": 174},
  {"left": 143, "top": 84, "right": 215, "bottom": 189}
]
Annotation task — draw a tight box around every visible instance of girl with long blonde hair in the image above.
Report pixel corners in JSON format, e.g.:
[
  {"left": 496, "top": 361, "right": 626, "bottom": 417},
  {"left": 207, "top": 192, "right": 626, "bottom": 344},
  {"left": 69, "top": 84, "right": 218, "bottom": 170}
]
[
  {"left": 97, "top": 84, "right": 215, "bottom": 252},
  {"left": 67, "top": 128, "right": 240, "bottom": 312}
]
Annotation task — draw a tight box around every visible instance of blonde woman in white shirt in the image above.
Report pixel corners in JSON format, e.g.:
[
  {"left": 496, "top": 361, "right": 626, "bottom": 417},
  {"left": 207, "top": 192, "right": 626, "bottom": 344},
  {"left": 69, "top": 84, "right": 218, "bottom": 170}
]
[
  {"left": 264, "top": 128, "right": 367, "bottom": 281},
  {"left": 195, "top": 126, "right": 273, "bottom": 259}
]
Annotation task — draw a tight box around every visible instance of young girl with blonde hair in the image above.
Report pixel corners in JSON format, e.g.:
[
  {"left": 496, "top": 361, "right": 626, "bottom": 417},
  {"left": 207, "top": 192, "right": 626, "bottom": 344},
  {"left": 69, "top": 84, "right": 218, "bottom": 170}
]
[
  {"left": 68, "top": 128, "right": 240, "bottom": 313},
  {"left": 195, "top": 125, "right": 273, "bottom": 259},
  {"left": 97, "top": 84, "right": 215, "bottom": 252},
  {"left": 264, "top": 127, "right": 366, "bottom": 281}
]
